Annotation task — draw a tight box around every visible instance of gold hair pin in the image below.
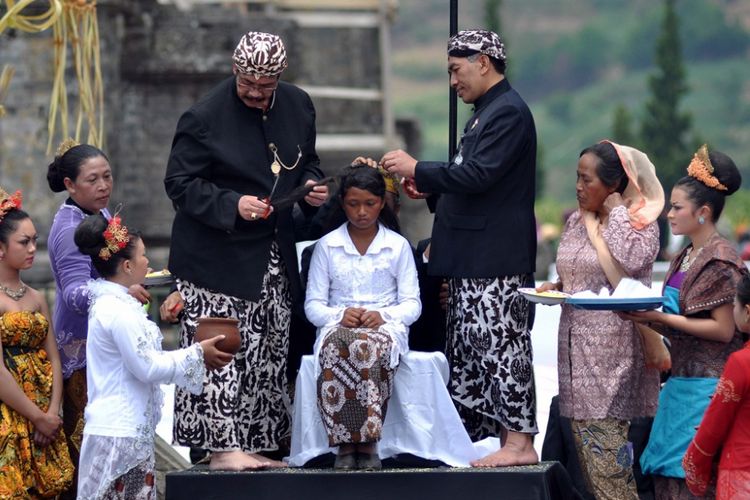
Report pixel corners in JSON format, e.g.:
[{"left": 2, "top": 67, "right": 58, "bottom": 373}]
[
  {"left": 56, "top": 138, "right": 80, "bottom": 158},
  {"left": 687, "top": 144, "right": 727, "bottom": 191}
]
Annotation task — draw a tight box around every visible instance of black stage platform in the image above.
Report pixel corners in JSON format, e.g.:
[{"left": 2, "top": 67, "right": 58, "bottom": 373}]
[{"left": 166, "top": 460, "right": 581, "bottom": 500}]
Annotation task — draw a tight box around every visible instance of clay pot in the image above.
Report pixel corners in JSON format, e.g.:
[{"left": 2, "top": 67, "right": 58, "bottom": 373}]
[{"left": 195, "top": 317, "right": 241, "bottom": 355}]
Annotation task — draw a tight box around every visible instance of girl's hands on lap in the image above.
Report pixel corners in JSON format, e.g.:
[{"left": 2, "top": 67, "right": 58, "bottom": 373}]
[
  {"left": 34, "top": 430, "right": 52, "bottom": 447},
  {"left": 199, "top": 336, "right": 234, "bottom": 371},
  {"left": 33, "top": 411, "right": 62, "bottom": 444},
  {"left": 341, "top": 307, "right": 365, "bottom": 328},
  {"left": 360, "top": 311, "right": 385, "bottom": 329}
]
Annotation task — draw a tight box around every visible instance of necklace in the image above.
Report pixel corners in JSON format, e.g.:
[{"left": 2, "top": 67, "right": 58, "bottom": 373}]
[
  {"left": 0, "top": 281, "right": 27, "bottom": 301},
  {"left": 679, "top": 245, "right": 704, "bottom": 273}
]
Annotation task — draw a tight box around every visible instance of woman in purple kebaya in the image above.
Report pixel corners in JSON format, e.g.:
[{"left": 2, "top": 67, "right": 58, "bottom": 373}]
[{"left": 46, "top": 139, "right": 150, "bottom": 499}]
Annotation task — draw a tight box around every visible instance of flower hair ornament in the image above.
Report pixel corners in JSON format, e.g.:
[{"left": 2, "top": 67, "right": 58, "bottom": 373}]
[
  {"left": 0, "top": 187, "right": 22, "bottom": 224},
  {"left": 377, "top": 166, "right": 400, "bottom": 196},
  {"left": 687, "top": 144, "right": 727, "bottom": 191},
  {"left": 99, "top": 213, "right": 130, "bottom": 261}
]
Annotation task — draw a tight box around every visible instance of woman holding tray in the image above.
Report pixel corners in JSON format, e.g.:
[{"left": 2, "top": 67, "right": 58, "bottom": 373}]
[
  {"left": 620, "top": 145, "right": 747, "bottom": 499},
  {"left": 538, "top": 141, "right": 663, "bottom": 499}
]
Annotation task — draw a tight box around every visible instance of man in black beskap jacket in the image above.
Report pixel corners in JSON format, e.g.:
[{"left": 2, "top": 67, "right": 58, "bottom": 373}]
[
  {"left": 164, "top": 31, "right": 327, "bottom": 471},
  {"left": 382, "top": 29, "right": 538, "bottom": 468}
]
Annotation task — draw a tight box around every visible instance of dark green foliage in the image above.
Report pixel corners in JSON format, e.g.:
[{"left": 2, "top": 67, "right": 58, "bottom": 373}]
[
  {"left": 611, "top": 104, "right": 637, "bottom": 147},
  {"left": 484, "top": 0, "right": 502, "bottom": 35},
  {"left": 640, "top": 0, "right": 691, "bottom": 189}
]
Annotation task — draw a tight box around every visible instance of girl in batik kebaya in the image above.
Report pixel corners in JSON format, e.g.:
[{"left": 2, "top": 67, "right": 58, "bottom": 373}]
[
  {"left": 305, "top": 164, "right": 420, "bottom": 470},
  {"left": 0, "top": 186, "right": 74, "bottom": 498},
  {"left": 623, "top": 146, "right": 746, "bottom": 500}
]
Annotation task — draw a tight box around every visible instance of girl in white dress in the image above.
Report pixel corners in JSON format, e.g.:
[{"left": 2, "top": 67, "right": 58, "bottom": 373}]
[
  {"left": 73, "top": 214, "right": 232, "bottom": 499},
  {"left": 305, "top": 165, "right": 421, "bottom": 470}
]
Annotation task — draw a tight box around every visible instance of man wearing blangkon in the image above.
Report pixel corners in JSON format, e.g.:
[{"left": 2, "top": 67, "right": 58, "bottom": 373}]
[
  {"left": 382, "top": 29, "right": 538, "bottom": 467},
  {"left": 165, "top": 31, "right": 328, "bottom": 470}
]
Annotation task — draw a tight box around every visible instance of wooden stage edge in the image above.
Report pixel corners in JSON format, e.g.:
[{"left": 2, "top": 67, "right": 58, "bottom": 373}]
[{"left": 166, "top": 460, "right": 582, "bottom": 500}]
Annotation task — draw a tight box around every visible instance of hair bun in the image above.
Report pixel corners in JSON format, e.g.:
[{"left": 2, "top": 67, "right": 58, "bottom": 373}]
[
  {"left": 73, "top": 214, "right": 108, "bottom": 258},
  {"left": 710, "top": 150, "right": 742, "bottom": 196}
]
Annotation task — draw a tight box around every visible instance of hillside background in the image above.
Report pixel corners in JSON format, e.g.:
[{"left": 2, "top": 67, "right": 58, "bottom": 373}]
[{"left": 389, "top": 0, "right": 750, "bottom": 232}]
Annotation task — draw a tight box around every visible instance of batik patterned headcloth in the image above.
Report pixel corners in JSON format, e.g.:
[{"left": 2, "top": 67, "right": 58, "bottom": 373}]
[
  {"left": 448, "top": 29, "right": 507, "bottom": 62},
  {"left": 233, "top": 31, "right": 288, "bottom": 79},
  {"left": 0, "top": 187, "right": 22, "bottom": 224}
]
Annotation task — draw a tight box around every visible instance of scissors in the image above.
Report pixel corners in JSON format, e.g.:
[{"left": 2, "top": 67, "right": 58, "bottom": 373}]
[{"left": 260, "top": 161, "right": 282, "bottom": 219}]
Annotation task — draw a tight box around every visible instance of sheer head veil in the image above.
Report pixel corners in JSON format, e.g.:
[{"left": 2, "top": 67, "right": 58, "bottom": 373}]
[{"left": 600, "top": 140, "right": 665, "bottom": 230}]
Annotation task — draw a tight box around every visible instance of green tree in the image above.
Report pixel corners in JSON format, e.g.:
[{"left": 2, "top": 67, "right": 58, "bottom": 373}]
[
  {"left": 640, "top": 0, "right": 692, "bottom": 188},
  {"left": 611, "top": 104, "right": 637, "bottom": 146},
  {"left": 484, "top": 0, "right": 502, "bottom": 35}
]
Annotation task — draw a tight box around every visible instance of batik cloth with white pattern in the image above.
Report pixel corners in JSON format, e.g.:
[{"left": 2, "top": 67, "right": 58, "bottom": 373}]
[
  {"left": 446, "top": 274, "right": 537, "bottom": 437},
  {"left": 173, "top": 242, "right": 293, "bottom": 453}
]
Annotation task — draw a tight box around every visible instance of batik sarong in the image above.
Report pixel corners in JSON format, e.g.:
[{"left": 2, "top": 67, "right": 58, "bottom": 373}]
[
  {"left": 97, "top": 460, "right": 155, "bottom": 500},
  {"left": 571, "top": 418, "right": 638, "bottom": 500},
  {"left": 60, "top": 367, "right": 87, "bottom": 499},
  {"left": 446, "top": 274, "right": 537, "bottom": 439},
  {"left": 317, "top": 327, "right": 394, "bottom": 445},
  {"left": 173, "top": 243, "right": 292, "bottom": 453}
]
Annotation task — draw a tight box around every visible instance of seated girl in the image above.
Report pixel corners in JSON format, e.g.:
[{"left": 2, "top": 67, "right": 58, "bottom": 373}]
[
  {"left": 73, "top": 213, "right": 232, "bottom": 498},
  {"left": 304, "top": 164, "right": 421, "bottom": 470},
  {"left": 0, "top": 187, "right": 73, "bottom": 497}
]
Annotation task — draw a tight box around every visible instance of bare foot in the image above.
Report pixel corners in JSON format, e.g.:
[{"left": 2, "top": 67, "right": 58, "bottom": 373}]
[
  {"left": 471, "top": 441, "right": 539, "bottom": 467},
  {"left": 209, "top": 450, "right": 284, "bottom": 470},
  {"left": 247, "top": 452, "right": 286, "bottom": 468}
]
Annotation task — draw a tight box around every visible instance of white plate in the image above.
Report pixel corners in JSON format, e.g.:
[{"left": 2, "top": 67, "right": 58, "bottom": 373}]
[
  {"left": 144, "top": 271, "right": 175, "bottom": 288},
  {"left": 518, "top": 287, "right": 570, "bottom": 306}
]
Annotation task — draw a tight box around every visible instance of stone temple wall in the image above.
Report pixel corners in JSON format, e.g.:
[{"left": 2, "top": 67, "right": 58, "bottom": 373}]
[{"left": 1, "top": 0, "right": 410, "bottom": 283}]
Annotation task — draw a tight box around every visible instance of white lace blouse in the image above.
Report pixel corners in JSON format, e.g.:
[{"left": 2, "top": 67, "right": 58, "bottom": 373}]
[
  {"left": 77, "top": 279, "right": 205, "bottom": 499},
  {"left": 305, "top": 223, "right": 421, "bottom": 368}
]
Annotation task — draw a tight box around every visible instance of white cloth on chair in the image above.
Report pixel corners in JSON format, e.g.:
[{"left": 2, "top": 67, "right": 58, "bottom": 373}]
[{"left": 287, "top": 350, "right": 498, "bottom": 467}]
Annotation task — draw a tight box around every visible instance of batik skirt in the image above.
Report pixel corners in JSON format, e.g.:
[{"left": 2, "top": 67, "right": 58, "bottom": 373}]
[
  {"left": 173, "top": 243, "right": 292, "bottom": 453},
  {"left": 317, "top": 327, "right": 394, "bottom": 446},
  {"left": 92, "top": 459, "right": 155, "bottom": 500},
  {"left": 446, "top": 274, "right": 537, "bottom": 439},
  {"left": 571, "top": 418, "right": 639, "bottom": 500}
]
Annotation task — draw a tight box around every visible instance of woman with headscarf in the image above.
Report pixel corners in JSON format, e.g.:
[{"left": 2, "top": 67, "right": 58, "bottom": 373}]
[
  {"left": 621, "top": 145, "right": 746, "bottom": 499},
  {"left": 538, "top": 141, "right": 664, "bottom": 499}
]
